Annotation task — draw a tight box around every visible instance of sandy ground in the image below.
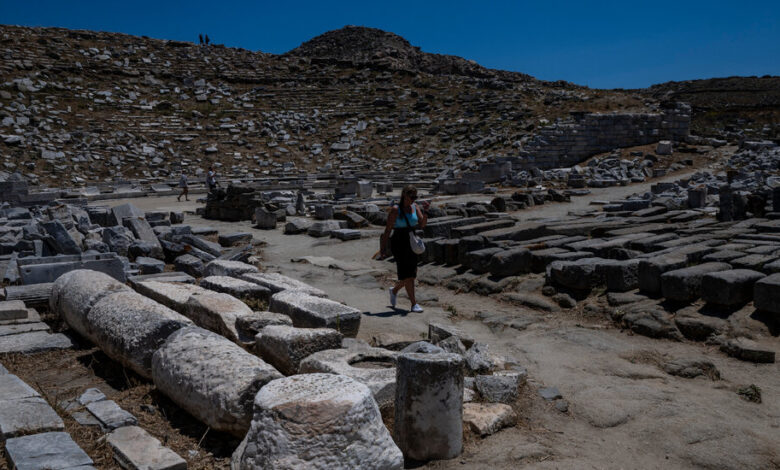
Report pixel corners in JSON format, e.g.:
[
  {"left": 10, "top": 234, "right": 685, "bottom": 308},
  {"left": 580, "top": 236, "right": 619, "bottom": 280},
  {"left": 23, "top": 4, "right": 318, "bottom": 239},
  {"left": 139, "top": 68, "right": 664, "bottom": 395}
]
[{"left": 103, "top": 162, "right": 780, "bottom": 470}]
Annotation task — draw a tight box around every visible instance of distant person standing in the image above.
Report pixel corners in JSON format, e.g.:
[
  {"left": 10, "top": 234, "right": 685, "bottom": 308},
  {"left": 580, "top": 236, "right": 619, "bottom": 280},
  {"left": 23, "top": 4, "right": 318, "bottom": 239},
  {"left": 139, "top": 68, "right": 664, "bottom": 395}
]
[
  {"left": 206, "top": 166, "right": 219, "bottom": 192},
  {"left": 177, "top": 172, "right": 189, "bottom": 201},
  {"left": 205, "top": 34, "right": 210, "bottom": 45},
  {"left": 198, "top": 33, "right": 203, "bottom": 45}
]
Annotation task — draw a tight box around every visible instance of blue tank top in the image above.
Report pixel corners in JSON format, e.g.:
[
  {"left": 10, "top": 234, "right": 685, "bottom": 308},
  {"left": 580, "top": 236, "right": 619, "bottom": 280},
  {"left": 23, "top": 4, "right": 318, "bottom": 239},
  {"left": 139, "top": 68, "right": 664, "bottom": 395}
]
[{"left": 394, "top": 203, "right": 418, "bottom": 228}]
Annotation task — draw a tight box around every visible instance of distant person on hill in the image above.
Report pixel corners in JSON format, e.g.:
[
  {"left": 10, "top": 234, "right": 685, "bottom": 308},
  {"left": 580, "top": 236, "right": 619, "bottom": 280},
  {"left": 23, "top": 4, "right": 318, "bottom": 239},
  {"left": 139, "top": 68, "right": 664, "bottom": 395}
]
[
  {"left": 198, "top": 34, "right": 203, "bottom": 45},
  {"left": 381, "top": 185, "right": 429, "bottom": 312},
  {"left": 206, "top": 166, "right": 219, "bottom": 192},
  {"left": 205, "top": 34, "right": 210, "bottom": 45},
  {"left": 177, "top": 171, "right": 189, "bottom": 201}
]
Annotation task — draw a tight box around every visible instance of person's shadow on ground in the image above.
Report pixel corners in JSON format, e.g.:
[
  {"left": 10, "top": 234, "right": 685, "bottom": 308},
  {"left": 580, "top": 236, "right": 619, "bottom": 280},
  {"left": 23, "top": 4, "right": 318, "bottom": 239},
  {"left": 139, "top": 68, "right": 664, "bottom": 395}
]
[{"left": 363, "top": 307, "right": 409, "bottom": 317}]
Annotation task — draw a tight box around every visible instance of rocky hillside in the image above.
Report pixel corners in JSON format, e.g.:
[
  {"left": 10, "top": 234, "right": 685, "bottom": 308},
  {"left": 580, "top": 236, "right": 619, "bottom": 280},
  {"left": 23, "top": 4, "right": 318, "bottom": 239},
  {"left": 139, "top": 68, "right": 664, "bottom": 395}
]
[
  {"left": 286, "top": 25, "right": 532, "bottom": 81},
  {"left": 0, "top": 24, "right": 649, "bottom": 188},
  {"left": 643, "top": 76, "right": 780, "bottom": 140}
]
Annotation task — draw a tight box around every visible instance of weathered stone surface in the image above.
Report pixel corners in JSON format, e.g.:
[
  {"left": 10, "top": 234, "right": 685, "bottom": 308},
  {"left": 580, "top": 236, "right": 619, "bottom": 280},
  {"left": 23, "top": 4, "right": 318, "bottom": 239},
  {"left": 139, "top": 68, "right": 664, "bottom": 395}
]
[
  {"left": 428, "top": 322, "right": 475, "bottom": 348},
  {"left": 255, "top": 325, "right": 343, "bottom": 375},
  {"left": 604, "top": 259, "right": 641, "bottom": 292},
  {"left": 638, "top": 256, "right": 687, "bottom": 294},
  {"left": 674, "top": 314, "right": 727, "bottom": 341},
  {"left": 254, "top": 207, "right": 277, "bottom": 229},
  {"left": 240, "top": 271, "right": 326, "bottom": 297},
  {"left": 50, "top": 269, "right": 131, "bottom": 342},
  {"left": 152, "top": 326, "right": 282, "bottom": 436},
  {"left": 394, "top": 352, "right": 463, "bottom": 461},
  {"left": 720, "top": 338, "right": 775, "bottom": 363},
  {"left": 754, "top": 273, "right": 780, "bottom": 315},
  {"left": 0, "top": 396, "right": 65, "bottom": 438},
  {"left": 663, "top": 357, "right": 721, "bottom": 379},
  {"left": 107, "top": 425, "right": 187, "bottom": 470},
  {"left": 270, "top": 290, "right": 361, "bottom": 337},
  {"left": 83, "top": 290, "right": 191, "bottom": 379},
  {"left": 86, "top": 399, "right": 137, "bottom": 430},
  {"left": 0, "top": 300, "right": 28, "bottom": 321},
  {"left": 200, "top": 276, "right": 271, "bottom": 301},
  {"left": 660, "top": 262, "right": 732, "bottom": 303},
  {"left": 204, "top": 259, "right": 259, "bottom": 278},
  {"left": 77, "top": 388, "right": 106, "bottom": 405},
  {"left": 463, "top": 403, "right": 517, "bottom": 436},
  {"left": 701, "top": 269, "right": 765, "bottom": 306},
  {"left": 235, "top": 311, "right": 292, "bottom": 342},
  {"left": 174, "top": 254, "right": 204, "bottom": 278},
  {"left": 299, "top": 346, "right": 397, "bottom": 409},
  {"left": 308, "top": 220, "right": 341, "bottom": 237},
  {"left": 475, "top": 370, "right": 526, "bottom": 403},
  {"left": 0, "top": 330, "right": 75, "bottom": 354},
  {"left": 185, "top": 291, "right": 253, "bottom": 343},
  {"left": 232, "top": 373, "right": 403, "bottom": 470},
  {"left": 136, "top": 256, "right": 165, "bottom": 275},
  {"left": 487, "top": 248, "right": 531, "bottom": 277},
  {"left": 549, "top": 257, "right": 609, "bottom": 291},
  {"left": 5, "top": 432, "right": 93, "bottom": 469},
  {"left": 401, "top": 341, "right": 445, "bottom": 354},
  {"left": 465, "top": 342, "right": 502, "bottom": 374}
]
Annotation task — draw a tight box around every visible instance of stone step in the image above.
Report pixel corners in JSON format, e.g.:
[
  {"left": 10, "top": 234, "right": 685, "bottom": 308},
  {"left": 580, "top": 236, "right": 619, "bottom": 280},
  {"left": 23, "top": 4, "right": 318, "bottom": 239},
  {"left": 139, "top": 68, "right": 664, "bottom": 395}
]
[
  {"left": 5, "top": 432, "right": 94, "bottom": 469},
  {"left": 0, "top": 329, "right": 75, "bottom": 354},
  {"left": 107, "top": 425, "right": 187, "bottom": 470}
]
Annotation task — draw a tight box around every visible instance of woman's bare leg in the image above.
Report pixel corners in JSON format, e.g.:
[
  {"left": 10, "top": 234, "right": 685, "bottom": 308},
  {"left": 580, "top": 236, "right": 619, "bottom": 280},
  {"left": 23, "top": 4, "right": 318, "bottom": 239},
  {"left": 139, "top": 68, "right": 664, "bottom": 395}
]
[
  {"left": 392, "top": 279, "right": 405, "bottom": 295},
  {"left": 404, "top": 278, "right": 416, "bottom": 305}
]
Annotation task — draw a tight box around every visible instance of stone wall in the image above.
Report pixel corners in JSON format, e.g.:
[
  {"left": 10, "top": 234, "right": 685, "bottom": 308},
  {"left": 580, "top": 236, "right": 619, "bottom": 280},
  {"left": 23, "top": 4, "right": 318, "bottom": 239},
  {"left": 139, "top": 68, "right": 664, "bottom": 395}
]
[{"left": 508, "top": 102, "right": 691, "bottom": 170}]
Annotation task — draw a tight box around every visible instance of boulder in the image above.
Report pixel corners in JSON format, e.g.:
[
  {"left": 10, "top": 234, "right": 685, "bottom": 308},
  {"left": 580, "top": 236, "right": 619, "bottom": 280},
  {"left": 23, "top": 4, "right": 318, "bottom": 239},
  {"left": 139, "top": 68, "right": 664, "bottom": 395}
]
[
  {"left": 269, "top": 290, "right": 361, "bottom": 337},
  {"left": 255, "top": 325, "right": 342, "bottom": 375},
  {"left": 754, "top": 273, "right": 780, "bottom": 315},
  {"left": 200, "top": 276, "right": 271, "bottom": 302},
  {"left": 151, "top": 326, "right": 282, "bottom": 436},
  {"left": 232, "top": 373, "right": 403, "bottom": 470},
  {"left": 701, "top": 269, "right": 765, "bottom": 306},
  {"left": 204, "top": 259, "right": 259, "bottom": 278},
  {"left": 463, "top": 403, "right": 516, "bottom": 436},
  {"left": 660, "top": 262, "right": 732, "bottom": 303},
  {"left": 240, "top": 272, "right": 326, "bottom": 297},
  {"left": 487, "top": 248, "right": 531, "bottom": 277},
  {"left": 185, "top": 291, "right": 252, "bottom": 343}
]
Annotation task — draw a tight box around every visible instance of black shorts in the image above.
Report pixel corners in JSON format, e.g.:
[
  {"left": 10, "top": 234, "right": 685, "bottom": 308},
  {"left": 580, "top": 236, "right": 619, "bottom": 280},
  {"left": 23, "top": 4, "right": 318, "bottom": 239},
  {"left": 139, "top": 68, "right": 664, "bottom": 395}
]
[{"left": 391, "top": 228, "right": 418, "bottom": 280}]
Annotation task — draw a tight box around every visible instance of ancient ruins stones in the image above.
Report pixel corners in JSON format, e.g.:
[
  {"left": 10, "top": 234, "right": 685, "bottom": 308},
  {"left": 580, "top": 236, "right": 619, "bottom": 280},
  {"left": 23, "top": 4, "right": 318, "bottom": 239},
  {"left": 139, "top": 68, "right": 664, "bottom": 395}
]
[
  {"left": 151, "top": 326, "right": 283, "bottom": 436},
  {"left": 394, "top": 352, "right": 464, "bottom": 460},
  {"left": 269, "top": 290, "right": 361, "bottom": 337},
  {"left": 232, "top": 373, "right": 403, "bottom": 470},
  {"left": 86, "top": 291, "right": 193, "bottom": 378}
]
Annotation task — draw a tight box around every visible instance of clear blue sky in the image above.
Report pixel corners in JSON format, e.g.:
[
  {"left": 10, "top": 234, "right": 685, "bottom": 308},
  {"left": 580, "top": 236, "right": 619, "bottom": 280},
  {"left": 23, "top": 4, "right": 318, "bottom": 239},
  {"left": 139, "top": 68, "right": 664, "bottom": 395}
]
[{"left": 4, "top": 0, "right": 779, "bottom": 89}]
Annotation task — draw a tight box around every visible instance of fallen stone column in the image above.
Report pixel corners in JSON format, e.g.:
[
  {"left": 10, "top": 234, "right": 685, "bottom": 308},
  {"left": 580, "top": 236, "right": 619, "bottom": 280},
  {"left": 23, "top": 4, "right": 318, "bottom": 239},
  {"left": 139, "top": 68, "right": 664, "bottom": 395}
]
[
  {"left": 269, "top": 290, "right": 361, "bottom": 337},
  {"left": 394, "top": 352, "right": 464, "bottom": 461},
  {"left": 231, "top": 373, "right": 403, "bottom": 469},
  {"left": 86, "top": 291, "right": 193, "bottom": 379},
  {"left": 152, "top": 326, "right": 282, "bottom": 437},
  {"left": 50, "top": 269, "right": 132, "bottom": 343}
]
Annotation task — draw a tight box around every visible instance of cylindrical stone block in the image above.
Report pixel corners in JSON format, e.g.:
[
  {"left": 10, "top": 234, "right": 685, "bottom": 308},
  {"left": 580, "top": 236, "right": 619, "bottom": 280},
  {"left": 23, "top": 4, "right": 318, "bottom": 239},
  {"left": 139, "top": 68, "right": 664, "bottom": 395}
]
[
  {"left": 233, "top": 373, "right": 403, "bottom": 469},
  {"left": 394, "top": 352, "right": 464, "bottom": 461},
  {"left": 50, "top": 269, "right": 131, "bottom": 343}
]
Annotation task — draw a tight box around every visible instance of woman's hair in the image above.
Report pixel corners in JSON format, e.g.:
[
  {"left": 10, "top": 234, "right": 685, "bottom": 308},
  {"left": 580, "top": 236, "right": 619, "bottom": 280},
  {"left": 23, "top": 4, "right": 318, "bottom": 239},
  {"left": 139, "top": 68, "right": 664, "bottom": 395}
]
[{"left": 400, "top": 185, "right": 417, "bottom": 206}]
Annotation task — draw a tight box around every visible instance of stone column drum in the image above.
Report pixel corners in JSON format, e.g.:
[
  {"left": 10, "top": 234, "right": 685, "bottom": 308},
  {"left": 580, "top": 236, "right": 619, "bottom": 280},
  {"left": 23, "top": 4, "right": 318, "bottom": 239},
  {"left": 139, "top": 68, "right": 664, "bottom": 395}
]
[{"left": 393, "top": 352, "right": 464, "bottom": 461}]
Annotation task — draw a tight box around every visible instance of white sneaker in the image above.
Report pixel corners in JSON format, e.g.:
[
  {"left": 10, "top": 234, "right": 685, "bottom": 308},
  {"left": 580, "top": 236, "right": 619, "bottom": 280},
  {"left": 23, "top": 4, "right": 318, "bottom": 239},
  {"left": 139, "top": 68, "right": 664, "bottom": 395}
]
[
  {"left": 389, "top": 288, "right": 397, "bottom": 308},
  {"left": 411, "top": 304, "right": 424, "bottom": 313}
]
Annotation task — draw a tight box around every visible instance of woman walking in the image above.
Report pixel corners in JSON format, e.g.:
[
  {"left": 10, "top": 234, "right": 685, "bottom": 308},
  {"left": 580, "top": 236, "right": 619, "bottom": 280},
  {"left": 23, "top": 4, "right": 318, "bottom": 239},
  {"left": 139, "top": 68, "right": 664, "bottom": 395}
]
[{"left": 381, "top": 185, "right": 428, "bottom": 312}]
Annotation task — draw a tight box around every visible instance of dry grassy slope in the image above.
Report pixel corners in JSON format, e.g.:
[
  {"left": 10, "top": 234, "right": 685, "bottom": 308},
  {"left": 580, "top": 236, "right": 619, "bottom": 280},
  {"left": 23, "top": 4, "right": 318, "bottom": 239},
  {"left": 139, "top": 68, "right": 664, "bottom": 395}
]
[{"left": 1, "top": 24, "right": 646, "bottom": 187}]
